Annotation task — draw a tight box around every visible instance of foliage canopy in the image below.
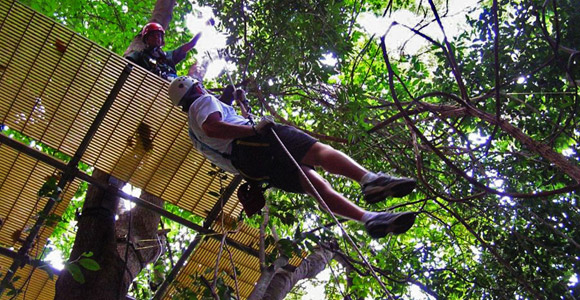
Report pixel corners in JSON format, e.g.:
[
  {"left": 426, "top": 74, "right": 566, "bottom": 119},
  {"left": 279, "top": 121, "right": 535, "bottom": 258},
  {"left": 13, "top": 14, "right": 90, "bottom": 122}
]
[{"left": 18, "top": 0, "right": 580, "bottom": 298}]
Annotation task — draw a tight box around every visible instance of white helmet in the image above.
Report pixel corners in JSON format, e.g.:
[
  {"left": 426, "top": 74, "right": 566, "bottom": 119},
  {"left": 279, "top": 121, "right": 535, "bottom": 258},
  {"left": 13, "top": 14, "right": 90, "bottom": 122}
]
[{"left": 168, "top": 76, "right": 198, "bottom": 106}]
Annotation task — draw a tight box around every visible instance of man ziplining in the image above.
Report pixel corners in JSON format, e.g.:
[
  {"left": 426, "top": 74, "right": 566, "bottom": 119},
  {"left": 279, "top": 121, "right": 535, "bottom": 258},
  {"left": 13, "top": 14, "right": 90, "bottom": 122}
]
[{"left": 167, "top": 76, "right": 419, "bottom": 239}]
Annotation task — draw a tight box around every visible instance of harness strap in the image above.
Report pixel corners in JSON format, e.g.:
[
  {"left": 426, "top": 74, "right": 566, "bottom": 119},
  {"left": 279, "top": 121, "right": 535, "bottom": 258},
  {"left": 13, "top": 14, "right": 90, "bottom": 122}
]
[
  {"left": 237, "top": 169, "right": 270, "bottom": 182},
  {"left": 188, "top": 128, "right": 231, "bottom": 159},
  {"left": 188, "top": 125, "right": 272, "bottom": 183},
  {"left": 187, "top": 119, "right": 259, "bottom": 161}
]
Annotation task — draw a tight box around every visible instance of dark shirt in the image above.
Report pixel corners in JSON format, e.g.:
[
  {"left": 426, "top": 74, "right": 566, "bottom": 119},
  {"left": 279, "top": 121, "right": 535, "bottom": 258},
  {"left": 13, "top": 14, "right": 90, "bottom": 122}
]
[{"left": 125, "top": 47, "right": 179, "bottom": 81}]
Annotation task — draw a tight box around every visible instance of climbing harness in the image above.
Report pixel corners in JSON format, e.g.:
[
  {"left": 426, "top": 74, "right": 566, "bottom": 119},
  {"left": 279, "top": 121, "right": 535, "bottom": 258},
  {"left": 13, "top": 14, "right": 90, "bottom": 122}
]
[{"left": 189, "top": 125, "right": 270, "bottom": 216}]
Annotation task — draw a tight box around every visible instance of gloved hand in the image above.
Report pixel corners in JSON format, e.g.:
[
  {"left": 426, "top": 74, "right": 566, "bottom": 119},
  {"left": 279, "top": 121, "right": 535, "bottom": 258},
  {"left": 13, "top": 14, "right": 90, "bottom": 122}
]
[
  {"left": 219, "top": 84, "right": 235, "bottom": 105},
  {"left": 235, "top": 88, "right": 246, "bottom": 101},
  {"left": 253, "top": 116, "right": 275, "bottom": 135}
]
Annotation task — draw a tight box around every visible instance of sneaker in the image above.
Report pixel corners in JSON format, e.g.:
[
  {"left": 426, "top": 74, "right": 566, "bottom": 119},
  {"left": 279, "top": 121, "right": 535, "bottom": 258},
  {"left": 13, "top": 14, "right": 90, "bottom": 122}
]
[
  {"left": 365, "top": 211, "right": 417, "bottom": 239},
  {"left": 362, "top": 172, "right": 416, "bottom": 204}
]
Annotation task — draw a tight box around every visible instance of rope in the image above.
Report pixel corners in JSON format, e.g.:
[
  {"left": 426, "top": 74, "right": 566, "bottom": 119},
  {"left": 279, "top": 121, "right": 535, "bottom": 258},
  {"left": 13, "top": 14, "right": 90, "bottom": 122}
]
[
  {"left": 320, "top": 244, "right": 347, "bottom": 299},
  {"left": 159, "top": 220, "right": 175, "bottom": 269},
  {"left": 268, "top": 128, "right": 394, "bottom": 299},
  {"left": 227, "top": 73, "right": 254, "bottom": 125}
]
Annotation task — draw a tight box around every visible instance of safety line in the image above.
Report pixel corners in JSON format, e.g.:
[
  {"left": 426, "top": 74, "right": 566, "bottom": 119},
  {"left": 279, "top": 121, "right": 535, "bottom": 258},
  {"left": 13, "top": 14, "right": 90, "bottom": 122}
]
[{"left": 268, "top": 127, "right": 394, "bottom": 299}]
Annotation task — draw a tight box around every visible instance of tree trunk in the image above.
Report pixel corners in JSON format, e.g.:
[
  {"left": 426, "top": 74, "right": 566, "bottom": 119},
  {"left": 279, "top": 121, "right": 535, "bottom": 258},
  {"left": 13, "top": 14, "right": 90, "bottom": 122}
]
[
  {"left": 54, "top": 169, "right": 124, "bottom": 300},
  {"left": 261, "top": 246, "right": 335, "bottom": 300},
  {"left": 54, "top": 170, "right": 163, "bottom": 300},
  {"left": 247, "top": 256, "right": 288, "bottom": 300},
  {"left": 56, "top": 1, "right": 175, "bottom": 298},
  {"left": 115, "top": 191, "right": 165, "bottom": 289}
]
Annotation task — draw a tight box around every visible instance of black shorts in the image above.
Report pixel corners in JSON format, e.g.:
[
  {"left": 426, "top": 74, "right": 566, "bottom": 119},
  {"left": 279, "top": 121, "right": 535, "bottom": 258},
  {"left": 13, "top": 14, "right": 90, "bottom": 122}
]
[{"left": 231, "top": 124, "right": 317, "bottom": 193}]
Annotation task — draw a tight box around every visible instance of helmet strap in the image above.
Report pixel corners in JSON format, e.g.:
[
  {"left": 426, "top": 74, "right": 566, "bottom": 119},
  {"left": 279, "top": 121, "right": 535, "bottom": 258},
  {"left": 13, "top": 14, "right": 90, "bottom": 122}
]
[{"left": 180, "top": 93, "right": 203, "bottom": 112}]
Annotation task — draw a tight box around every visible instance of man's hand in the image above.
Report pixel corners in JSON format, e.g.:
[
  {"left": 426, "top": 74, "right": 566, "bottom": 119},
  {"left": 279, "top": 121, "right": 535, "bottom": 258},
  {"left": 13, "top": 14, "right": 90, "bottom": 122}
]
[
  {"left": 235, "top": 88, "right": 250, "bottom": 107},
  {"left": 219, "top": 85, "right": 235, "bottom": 105},
  {"left": 254, "top": 116, "right": 275, "bottom": 135},
  {"left": 235, "top": 89, "right": 246, "bottom": 102},
  {"left": 182, "top": 32, "right": 202, "bottom": 52},
  {"left": 235, "top": 88, "right": 253, "bottom": 118},
  {"left": 190, "top": 32, "right": 202, "bottom": 47}
]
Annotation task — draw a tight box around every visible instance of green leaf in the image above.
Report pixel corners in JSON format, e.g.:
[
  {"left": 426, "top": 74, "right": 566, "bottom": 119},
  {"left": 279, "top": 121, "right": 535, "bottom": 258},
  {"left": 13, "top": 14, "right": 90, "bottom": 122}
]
[
  {"left": 78, "top": 258, "right": 100, "bottom": 271},
  {"left": 81, "top": 251, "right": 94, "bottom": 258},
  {"left": 65, "top": 263, "right": 85, "bottom": 284}
]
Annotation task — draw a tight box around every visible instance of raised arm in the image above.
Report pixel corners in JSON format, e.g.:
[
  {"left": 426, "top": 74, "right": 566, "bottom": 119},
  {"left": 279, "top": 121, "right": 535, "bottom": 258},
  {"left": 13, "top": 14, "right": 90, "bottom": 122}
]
[{"left": 172, "top": 32, "right": 202, "bottom": 64}]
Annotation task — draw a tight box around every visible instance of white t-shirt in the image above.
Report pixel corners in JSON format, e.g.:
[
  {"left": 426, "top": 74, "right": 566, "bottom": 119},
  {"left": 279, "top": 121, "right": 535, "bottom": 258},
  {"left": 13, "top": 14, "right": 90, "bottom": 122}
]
[{"left": 188, "top": 94, "right": 249, "bottom": 173}]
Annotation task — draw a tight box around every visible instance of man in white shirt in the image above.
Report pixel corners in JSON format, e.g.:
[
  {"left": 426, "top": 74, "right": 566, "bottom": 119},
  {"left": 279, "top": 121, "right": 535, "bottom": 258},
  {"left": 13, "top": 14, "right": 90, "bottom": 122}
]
[{"left": 168, "top": 76, "right": 418, "bottom": 239}]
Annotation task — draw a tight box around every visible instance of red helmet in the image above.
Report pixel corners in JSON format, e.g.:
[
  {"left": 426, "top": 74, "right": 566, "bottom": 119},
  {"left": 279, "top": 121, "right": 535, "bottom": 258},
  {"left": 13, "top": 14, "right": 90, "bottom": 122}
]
[{"left": 141, "top": 22, "right": 165, "bottom": 38}]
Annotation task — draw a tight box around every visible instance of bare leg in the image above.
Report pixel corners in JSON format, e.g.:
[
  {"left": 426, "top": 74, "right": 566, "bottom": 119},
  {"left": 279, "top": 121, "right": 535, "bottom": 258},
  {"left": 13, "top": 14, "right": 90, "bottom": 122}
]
[
  {"left": 299, "top": 166, "right": 365, "bottom": 221},
  {"left": 301, "top": 142, "right": 368, "bottom": 182}
]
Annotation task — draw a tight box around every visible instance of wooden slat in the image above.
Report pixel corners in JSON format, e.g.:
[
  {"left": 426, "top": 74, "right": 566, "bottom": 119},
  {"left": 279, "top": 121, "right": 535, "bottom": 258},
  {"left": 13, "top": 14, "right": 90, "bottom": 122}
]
[
  {"left": 164, "top": 238, "right": 261, "bottom": 300},
  {"left": 0, "top": 144, "right": 77, "bottom": 252},
  {"left": 0, "top": 0, "right": 235, "bottom": 218},
  {"left": 0, "top": 2, "right": 303, "bottom": 299}
]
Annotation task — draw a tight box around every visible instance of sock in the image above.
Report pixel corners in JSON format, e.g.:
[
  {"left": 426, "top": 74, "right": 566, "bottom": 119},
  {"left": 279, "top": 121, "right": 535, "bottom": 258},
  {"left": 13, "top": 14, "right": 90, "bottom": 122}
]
[
  {"left": 360, "top": 211, "right": 379, "bottom": 223},
  {"left": 360, "top": 172, "right": 378, "bottom": 185}
]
